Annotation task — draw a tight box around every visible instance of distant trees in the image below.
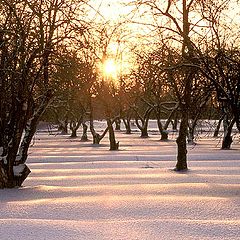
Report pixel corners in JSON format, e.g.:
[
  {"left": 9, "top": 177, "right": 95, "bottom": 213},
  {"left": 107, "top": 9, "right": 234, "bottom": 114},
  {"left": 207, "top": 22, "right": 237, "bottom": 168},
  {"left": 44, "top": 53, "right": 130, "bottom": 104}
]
[{"left": 51, "top": 47, "right": 95, "bottom": 138}]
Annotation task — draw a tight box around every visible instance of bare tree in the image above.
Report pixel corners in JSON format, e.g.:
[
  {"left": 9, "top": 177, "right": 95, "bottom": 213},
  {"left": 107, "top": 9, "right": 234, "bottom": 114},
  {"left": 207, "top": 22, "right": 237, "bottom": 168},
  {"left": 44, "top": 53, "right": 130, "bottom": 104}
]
[
  {"left": 0, "top": 0, "right": 88, "bottom": 188},
  {"left": 198, "top": 0, "right": 240, "bottom": 148}
]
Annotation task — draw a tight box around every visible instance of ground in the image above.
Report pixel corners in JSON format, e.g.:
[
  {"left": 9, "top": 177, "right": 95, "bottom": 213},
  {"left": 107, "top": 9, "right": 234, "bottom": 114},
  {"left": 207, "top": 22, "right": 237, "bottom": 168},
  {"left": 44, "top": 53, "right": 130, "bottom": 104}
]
[{"left": 0, "top": 121, "right": 239, "bottom": 240}]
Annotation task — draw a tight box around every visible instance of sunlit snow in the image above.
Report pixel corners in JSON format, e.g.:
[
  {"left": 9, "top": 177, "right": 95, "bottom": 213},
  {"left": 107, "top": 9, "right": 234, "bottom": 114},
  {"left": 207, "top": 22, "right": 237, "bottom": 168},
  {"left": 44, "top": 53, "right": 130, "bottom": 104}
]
[{"left": 0, "top": 121, "right": 239, "bottom": 240}]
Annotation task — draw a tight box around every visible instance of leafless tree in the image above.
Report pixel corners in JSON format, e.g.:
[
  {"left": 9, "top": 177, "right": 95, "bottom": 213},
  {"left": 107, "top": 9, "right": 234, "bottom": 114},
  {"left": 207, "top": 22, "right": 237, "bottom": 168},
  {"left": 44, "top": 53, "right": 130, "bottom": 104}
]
[{"left": 0, "top": 0, "right": 88, "bottom": 188}]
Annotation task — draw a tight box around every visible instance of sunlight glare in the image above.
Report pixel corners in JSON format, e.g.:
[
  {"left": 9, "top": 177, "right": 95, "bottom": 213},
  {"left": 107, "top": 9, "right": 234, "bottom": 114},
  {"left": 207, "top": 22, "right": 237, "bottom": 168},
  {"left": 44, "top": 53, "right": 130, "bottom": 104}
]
[{"left": 103, "top": 59, "right": 118, "bottom": 78}]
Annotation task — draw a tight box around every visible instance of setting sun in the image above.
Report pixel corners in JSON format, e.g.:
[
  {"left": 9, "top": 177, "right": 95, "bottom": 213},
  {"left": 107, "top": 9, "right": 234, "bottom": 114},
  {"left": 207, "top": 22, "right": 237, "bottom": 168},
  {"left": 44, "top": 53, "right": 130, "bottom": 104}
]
[{"left": 103, "top": 59, "right": 118, "bottom": 78}]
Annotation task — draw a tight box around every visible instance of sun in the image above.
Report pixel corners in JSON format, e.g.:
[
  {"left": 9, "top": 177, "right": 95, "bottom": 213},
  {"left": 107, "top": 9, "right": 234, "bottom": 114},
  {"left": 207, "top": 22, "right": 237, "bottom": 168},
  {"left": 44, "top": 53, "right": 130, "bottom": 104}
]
[{"left": 103, "top": 59, "right": 118, "bottom": 78}]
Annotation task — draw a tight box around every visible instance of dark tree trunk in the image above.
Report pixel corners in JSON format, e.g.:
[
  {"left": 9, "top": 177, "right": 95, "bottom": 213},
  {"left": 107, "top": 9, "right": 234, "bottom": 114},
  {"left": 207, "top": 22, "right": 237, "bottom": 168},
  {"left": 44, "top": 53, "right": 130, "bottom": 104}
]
[
  {"left": 81, "top": 122, "right": 88, "bottom": 141},
  {"left": 213, "top": 114, "right": 224, "bottom": 137},
  {"left": 107, "top": 119, "right": 119, "bottom": 150},
  {"left": 70, "top": 122, "right": 79, "bottom": 138},
  {"left": 221, "top": 118, "right": 235, "bottom": 149},
  {"left": 13, "top": 164, "right": 31, "bottom": 187},
  {"left": 89, "top": 114, "right": 108, "bottom": 145},
  {"left": 115, "top": 118, "right": 121, "bottom": 131},
  {"left": 172, "top": 112, "right": 178, "bottom": 131},
  {"left": 140, "top": 126, "right": 149, "bottom": 138},
  {"left": 92, "top": 133, "right": 101, "bottom": 144},
  {"left": 175, "top": 111, "right": 188, "bottom": 171},
  {"left": 164, "top": 103, "right": 179, "bottom": 131},
  {"left": 1, "top": 97, "right": 33, "bottom": 188},
  {"left": 11, "top": 92, "right": 53, "bottom": 188},
  {"left": 1, "top": 124, "right": 29, "bottom": 188},
  {"left": 188, "top": 125, "right": 194, "bottom": 145},
  {"left": 135, "top": 118, "right": 149, "bottom": 138},
  {"left": 59, "top": 120, "right": 68, "bottom": 135},
  {"left": 0, "top": 163, "right": 8, "bottom": 189},
  {"left": 222, "top": 134, "right": 233, "bottom": 149},
  {"left": 134, "top": 106, "right": 153, "bottom": 138},
  {"left": 188, "top": 118, "right": 198, "bottom": 145},
  {"left": 161, "top": 130, "right": 168, "bottom": 140},
  {"left": 70, "top": 129, "right": 77, "bottom": 138},
  {"left": 70, "top": 118, "right": 82, "bottom": 138},
  {"left": 18, "top": 91, "right": 53, "bottom": 165},
  {"left": 156, "top": 117, "right": 168, "bottom": 140},
  {"left": 18, "top": 120, "right": 37, "bottom": 164},
  {"left": 123, "top": 118, "right": 131, "bottom": 134},
  {"left": 90, "top": 123, "right": 108, "bottom": 144}
]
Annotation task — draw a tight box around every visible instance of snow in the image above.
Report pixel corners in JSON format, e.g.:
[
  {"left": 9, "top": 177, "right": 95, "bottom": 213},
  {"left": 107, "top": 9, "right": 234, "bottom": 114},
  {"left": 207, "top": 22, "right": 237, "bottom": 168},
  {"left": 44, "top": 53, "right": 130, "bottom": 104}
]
[
  {"left": 0, "top": 121, "right": 239, "bottom": 240},
  {"left": 13, "top": 164, "right": 26, "bottom": 177}
]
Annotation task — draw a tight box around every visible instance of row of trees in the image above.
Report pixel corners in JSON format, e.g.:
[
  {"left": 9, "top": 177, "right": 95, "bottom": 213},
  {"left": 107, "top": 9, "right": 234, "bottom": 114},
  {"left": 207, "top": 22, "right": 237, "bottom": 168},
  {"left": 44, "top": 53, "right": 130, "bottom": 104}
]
[{"left": 1, "top": 0, "right": 239, "bottom": 188}]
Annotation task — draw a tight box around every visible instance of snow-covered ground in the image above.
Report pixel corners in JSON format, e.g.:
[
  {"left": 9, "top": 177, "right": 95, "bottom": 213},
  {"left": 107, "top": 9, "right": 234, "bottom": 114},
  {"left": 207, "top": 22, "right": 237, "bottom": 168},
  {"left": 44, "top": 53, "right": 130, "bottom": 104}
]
[{"left": 0, "top": 121, "right": 240, "bottom": 240}]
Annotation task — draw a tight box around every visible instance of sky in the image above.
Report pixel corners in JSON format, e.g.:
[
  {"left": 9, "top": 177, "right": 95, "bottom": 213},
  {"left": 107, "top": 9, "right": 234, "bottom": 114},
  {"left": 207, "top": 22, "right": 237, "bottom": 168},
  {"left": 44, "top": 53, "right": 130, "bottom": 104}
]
[{"left": 89, "top": 0, "right": 132, "bottom": 21}]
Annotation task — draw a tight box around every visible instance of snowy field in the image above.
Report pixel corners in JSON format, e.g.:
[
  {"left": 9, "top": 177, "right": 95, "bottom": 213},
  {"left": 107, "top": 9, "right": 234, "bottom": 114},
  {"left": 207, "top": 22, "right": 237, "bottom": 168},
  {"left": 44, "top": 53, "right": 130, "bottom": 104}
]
[{"left": 0, "top": 121, "right": 240, "bottom": 240}]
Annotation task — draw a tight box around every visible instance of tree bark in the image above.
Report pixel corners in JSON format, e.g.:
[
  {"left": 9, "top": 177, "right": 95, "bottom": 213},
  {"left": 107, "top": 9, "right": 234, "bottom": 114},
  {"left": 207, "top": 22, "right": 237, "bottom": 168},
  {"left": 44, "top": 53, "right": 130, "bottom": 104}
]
[
  {"left": 18, "top": 91, "right": 53, "bottom": 164},
  {"left": 172, "top": 112, "right": 178, "bottom": 131},
  {"left": 213, "top": 114, "right": 224, "bottom": 137},
  {"left": 81, "top": 122, "right": 88, "bottom": 141},
  {"left": 107, "top": 119, "right": 119, "bottom": 150},
  {"left": 90, "top": 116, "right": 108, "bottom": 145},
  {"left": 156, "top": 117, "right": 168, "bottom": 140},
  {"left": 187, "top": 118, "right": 198, "bottom": 145},
  {"left": 123, "top": 118, "right": 131, "bottom": 134},
  {"left": 221, "top": 118, "right": 235, "bottom": 149},
  {"left": 70, "top": 119, "right": 82, "bottom": 138},
  {"left": 0, "top": 163, "right": 8, "bottom": 189},
  {"left": 70, "top": 129, "right": 77, "bottom": 138},
  {"left": 115, "top": 118, "right": 121, "bottom": 131},
  {"left": 175, "top": 110, "right": 188, "bottom": 171},
  {"left": 140, "top": 125, "right": 149, "bottom": 138},
  {"left": 59, "top": 120, "right": 68, "bottom": 135}
]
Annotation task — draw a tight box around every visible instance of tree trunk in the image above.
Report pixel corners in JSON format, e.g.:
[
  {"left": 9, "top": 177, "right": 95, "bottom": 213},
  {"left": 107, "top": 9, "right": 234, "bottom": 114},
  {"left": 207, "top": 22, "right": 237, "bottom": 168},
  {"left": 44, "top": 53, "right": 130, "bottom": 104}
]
[
  {"left": 70, "top": 118, "right": 82, "bottom": 138},
  {"left": 188, "top": 125, "right": 194, "bottom": 145},
  {"left": 213, "top": 114, "right": 224, "bottom": 137},
  {"left": 115, "top": 118, "right": 121, "bottom": 131},
  {"left": 107, "top": 119, "right": 119, "bottom": 150},
  {"left": 0, "top": 163, "right": 8, "bottom": 189},
  {"left": 59, "top": 120, "right": 68, "bottom": 135},
  {"left": 161, "top": 130, "right": 168, "bottom": 140},
  {"left": 81, "top": 122, "right": 88, "bottom": 141},
  {"left": 18, "top": 120, "right": 37, "bottom": 164},
  {"left": 135, "top": 118, "right": 149, "bottom": 138},
  {"left": 140, "top": 126, "right": 148, "bottom": 138},
  {"left": 222, "top": 133, "right": 233, "bottom": 149},
  {"left": 70, "top": 129, "right": 77, "bottom": 138},
  {"left": 156, "top": 117, "right": 168, "bottom": 140},
  {"left": 90, "top": 117, "right": 108, "bottom": 145},
  {"left": 172, "top": 112, "right": 178, "bottom": 131},
  {"left": 164, "top": 104, "right": 178, "bottom": 131},
  {"left": 18, "top": 91, "right": 53, "bottom": 164},
  {"left": 2, "top": 100, "right": 30, "bottom": 188},
  {"left": 93, "top": 133, "right": 101, "bottom": 144},
  {"left": 123, "top": 118, "right": 131, "bottom": 134},
  {"left": 188, "top": 118, "right": 198, "bottom": 145},
  {"left": 134, "top": 107, "right": 153, "bottom": 138},
  {"left": 221, "top": 118, "right": 235, "bottom": 149},
  {"left": 175, "top": 111, "right": 188, "bottom": 171}
]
